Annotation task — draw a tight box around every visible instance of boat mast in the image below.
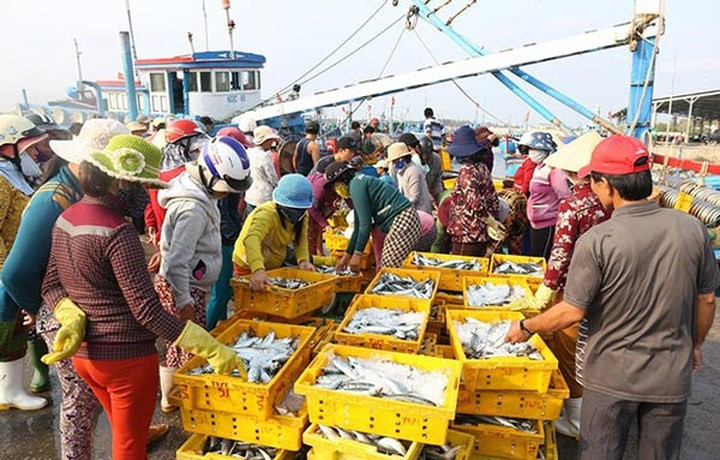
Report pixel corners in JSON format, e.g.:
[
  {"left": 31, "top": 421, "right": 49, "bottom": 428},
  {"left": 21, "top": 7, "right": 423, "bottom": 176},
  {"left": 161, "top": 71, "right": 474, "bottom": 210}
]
[
  {"left": 222, "top": 0, "right": 235, "bottom": 59},
  {"left": 202, "top": 0, "right": 210, "bottom": 51},
  {"left": 73, "top": 38, "right": 84, "bottom": 93},
  {"left": 124, "top": 0, "right": 139, "bottom": 61}
]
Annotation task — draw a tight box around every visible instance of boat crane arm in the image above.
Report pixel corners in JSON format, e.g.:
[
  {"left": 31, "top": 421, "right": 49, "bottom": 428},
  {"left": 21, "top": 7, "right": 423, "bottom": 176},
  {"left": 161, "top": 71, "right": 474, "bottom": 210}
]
[{"left": 240, "top": 21, "right": 651, "bottom": 123}]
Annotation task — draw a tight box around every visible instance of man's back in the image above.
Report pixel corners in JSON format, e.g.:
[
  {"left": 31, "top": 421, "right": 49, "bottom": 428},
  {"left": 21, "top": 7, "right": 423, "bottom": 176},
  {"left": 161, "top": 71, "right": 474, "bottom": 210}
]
[{"left": 565, "top": 201, "right": 719, "bottom": 403}]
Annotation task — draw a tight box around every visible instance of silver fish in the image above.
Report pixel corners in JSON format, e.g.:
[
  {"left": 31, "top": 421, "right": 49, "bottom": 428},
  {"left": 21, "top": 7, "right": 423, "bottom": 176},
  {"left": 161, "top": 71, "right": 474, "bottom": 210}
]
[
  {"left": 454, "top": 318, "right": 543, "bottom": 360},
  {"left": 274, "top": 390, "right": 304, "bottom": 417},
  {"left": 343, "top": 307, "right": 425, "bottom": 341},
  {"left": 314, "top": 353, "right": 448, "bottom": 407},
  {"left": 315, "top": 425, "right": 410, "bottom": 456},
  {"left": 187, "top": 330, "right": 299, "bottom": 383},
  {"left": 420, "top": 443, "right": 464, "bottom": 460},
  {"left": 201, "top": 436, "right": 279, "bottom": 458},
  {"left": 236, "top": 276, "right": 311, "bottom": 289},
  {"left": 371, "top": 272, "right": 435, "bottom": 299},
  {"left": 413, "top": 252, "right": 483, "bottom": 271},
  {"left": 316, "top": 265, "right": 359, "bottom": 276},
  {"left": 455, "top": 414, "right": 538, "bottom": 434},
  {"left": 493, "top": 261, "right": 544, "bottom": 276},
  {"left": 466, "top": 282, "right": 526, "bottom": 307}
]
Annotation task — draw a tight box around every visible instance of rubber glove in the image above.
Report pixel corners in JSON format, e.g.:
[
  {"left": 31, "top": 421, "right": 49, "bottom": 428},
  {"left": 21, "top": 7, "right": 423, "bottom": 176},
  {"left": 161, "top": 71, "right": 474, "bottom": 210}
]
[
  {"left": 508, "top": 284, "right": 557, "bottom": 311},
  {"left": 174, "top": 321, "right": 247, "bottom": 378},
  {"left": 41, "top": 298, "right": 86, "bottom": 365},
  {"left": 483, "top": 216, "right": 507, "bottom": 241},
  {"left": 311, "top": 255, "right": 336, "bottom": 267}
]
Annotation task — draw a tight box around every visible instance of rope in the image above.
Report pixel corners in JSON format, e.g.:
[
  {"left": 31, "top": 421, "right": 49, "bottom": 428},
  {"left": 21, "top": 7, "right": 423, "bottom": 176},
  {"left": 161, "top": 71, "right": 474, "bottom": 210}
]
[
  {"left": 378, "top": 24, "right": 406, "bottom": 77},
  {"left": 446, "top": 0, "right": 477, "bottom": 25},
  {"left": 249, "top": 0, "right": 389, "bottom": 110},
  {"left": 412, "top": 28, "right": 509, "bottom": 125}
]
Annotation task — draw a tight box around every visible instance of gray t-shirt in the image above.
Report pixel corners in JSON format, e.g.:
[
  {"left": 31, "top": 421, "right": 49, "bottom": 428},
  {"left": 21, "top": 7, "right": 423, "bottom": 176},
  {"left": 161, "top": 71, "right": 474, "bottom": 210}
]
[{"left": 564, "top": 200, "right": 720, "bottom": 403}]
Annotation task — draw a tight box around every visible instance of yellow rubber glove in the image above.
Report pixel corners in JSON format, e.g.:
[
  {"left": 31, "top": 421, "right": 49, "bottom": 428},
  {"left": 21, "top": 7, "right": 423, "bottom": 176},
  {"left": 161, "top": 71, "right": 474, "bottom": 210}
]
[
  {"left": 312, "top": 255, "right": 336, "bottom": 267},
  {"left": 173, "top": 321, "right": 247, "bottom": 378},
  {"left": 483, "top": 216, "right": 507, "bottom": 242},
  {"left": 508, "top": 284, "right": 558, "bottom": 311},
  {"left": 41, "top": 298, "right": 86, "bottom": 365}
]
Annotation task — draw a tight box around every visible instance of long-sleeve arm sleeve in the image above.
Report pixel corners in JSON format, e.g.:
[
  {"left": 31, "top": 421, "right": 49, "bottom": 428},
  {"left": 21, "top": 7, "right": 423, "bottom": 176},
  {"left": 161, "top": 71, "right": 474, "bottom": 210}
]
[
  {"left": 107, "top": 225, "right": 185, "bottom": 342},
  {"left": 160, "top": 205, "right": 206, "bottom": 308},
  {"left": 549, "top": 168, "right": 571, "bottom": 200},
  {"left": 40, "top": 249, "right": 68, "bottom": 311},
  {"left": 2, "top": 199, "right": 64, "bottom": 314},
  {"left": 309, "top": 178, "right": 330, "bottom": 229},
  {"left": 237, "top": 208, "right": 273, "bottom": 273},
  {"left": 544, "top": 199, "right": 579, "bottom": 290},
  {"left": 404, "top": 169, "right": 423, "bottom": 206},
  {"left": 347, "top": 180, "right": 372, "bottom": 254},
  {"left": 295, "top": 218, "right": 310, "bottom": 263}
]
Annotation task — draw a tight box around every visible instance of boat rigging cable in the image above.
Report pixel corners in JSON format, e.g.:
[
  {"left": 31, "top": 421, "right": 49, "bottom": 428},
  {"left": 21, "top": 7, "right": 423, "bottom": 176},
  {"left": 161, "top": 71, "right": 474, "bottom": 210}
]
[
  {"left": 248, "top": 0, "right": 390, "bottom": 111},
  {"left": 412, "top": 27, "right": 508, "bottom": 125}
]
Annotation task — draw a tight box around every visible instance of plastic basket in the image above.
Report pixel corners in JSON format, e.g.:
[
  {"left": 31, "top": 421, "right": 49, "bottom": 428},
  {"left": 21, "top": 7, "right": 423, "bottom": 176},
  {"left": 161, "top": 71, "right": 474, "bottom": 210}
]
[
  {"left": 461, "top": 276, "right": 536, "bottom": 313},
  {"left": 435, "top": 291, "right": 464, "bottom": 305},
  {"left": 334, "top": 295, "right": 431, "bottom": 353},
  {"left": 451, "top": 418, "right": 544, "bottom": 460},
  {"left": 174, "top": 320, "right": 316, "bottom": 421},
  {"left": 456, "top": 370, "right": 569, "bottom": 419},
  {"left": 302, "top": 424, "right": 423, "bottom": 460},
  {"left": 402, "top": 252, "right": 489, "bottom": 292},
  {"left": 543, "top": 422, "right": 558, "bottom": 460},
  {"left": 489, "top": 254, "right": 547, "bottom": 281},
  {"left": 424, "top": 429, "right": 474, "bottom": 460},
  {"left": 176, "top": 433, "right": 292, "bottom": 460},
  {"left": 426, "top": 301, "right": 447, "bottom": 335},
  {"left": 365, "top": 268, "right": 440, "bottom": 301},
  {"left": 435, "top": 344, "right": 455, "bottom": 359},
  {"left": 443, "top": 178, "right": 457, "bottom": 190},
  {"left": 330, "top": 249, "right": 376, "bottom": 271},
  {"left": 231, "top": 268, "right": 337, "bottom": 319},
  {"left": 294, "top": 344, "right": 461, "bottom": 445},
  {"left": 178, "top": 402, "right": 308, "bottom": 450},
  {"left": 419, "top": 332, "right": 437, "bottom": 356},
  {"left": 312, "top": 323, "right": 339, "bottom": 357},
  {"left": 324, "top": 230, "right": 373, "bottom": 253},
  {"left": 446, "top": 310, "right": 558, "bottom": 392}
]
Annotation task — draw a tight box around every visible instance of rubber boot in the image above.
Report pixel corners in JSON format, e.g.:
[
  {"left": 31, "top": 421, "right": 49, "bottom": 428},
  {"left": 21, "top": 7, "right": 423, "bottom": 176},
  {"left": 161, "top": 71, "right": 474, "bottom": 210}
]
[
  {"left": 159, "top": 365, "right": 178, "bottom": 413},
  {"left": 27, "top": 338, "right": 50, "bottom": 393},
  {"left": 0, "top": 358, "right": 48, "bottom": 410},
  {"left": 555, "top": 397, "right": 582, "bottom": 439}
]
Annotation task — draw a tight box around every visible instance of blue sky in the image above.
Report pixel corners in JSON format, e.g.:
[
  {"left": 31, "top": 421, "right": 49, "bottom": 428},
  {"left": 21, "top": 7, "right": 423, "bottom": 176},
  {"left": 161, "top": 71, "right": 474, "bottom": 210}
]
[{"left": 0, "top": 0, "right": 716, "bottom": 127}]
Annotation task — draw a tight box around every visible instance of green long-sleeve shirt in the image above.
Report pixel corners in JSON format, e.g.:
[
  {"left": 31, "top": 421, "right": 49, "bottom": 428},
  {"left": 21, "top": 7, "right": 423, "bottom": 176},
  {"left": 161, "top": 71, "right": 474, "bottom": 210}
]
[{"left": 347, "top": 174, "right": 411, "bottom": 254}]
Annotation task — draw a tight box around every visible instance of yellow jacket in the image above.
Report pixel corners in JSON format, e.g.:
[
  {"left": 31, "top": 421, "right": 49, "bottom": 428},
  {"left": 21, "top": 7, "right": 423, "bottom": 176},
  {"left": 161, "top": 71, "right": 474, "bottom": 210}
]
[
  {"left": 233, "top": 201, "right": 310, "bottom": 273},
  {"left": 0, "top": 176, "right": 30, "bottom": 271}
]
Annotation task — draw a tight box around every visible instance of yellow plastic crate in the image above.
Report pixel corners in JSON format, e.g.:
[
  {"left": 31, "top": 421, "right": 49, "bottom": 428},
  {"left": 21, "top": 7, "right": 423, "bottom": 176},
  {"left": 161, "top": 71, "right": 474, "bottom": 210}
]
[
  {"left": 176, "top": 433, "right": 292, "bottom": 460},
  {"left": 174, "top": 320, "right": 316, "bottom": 421},
  {"left": 334, "top": 273, "right": 366, "bottom": 293},
  {"left": 435, "top": 291, "right": 464, "bottom": 305},
  {"left": 209, "top": 315, "right": 242, "bottom": 338},
  {"left": 312, "top": 323, "right": 339, "bottom": 357},
  {"left": 493, "top": 180, "right": 504, "bottom": 192},
  {"left": 446, "top": 310, "right": 558, "bottom": 392},
  {"left": 402, "top": 252, "right": 489, "bottom": 292},
  {"left": 489, "top": 254, "right": 547, "bottom": 281},
  {"left": 451, "top": 418, "right": 544, "bottom": 460},
  {"left": 456, "top": 370, "right": 569, "bottom": 420},
  {"left": 231, "top": 268, "right": 337, "bottom": 319},
  {"left": 365, "top": 268, "right": 440, "bottom": 301},
  {"left": 324, "top": 230, "right": 373, "bottom": 253},
  {"left": 435, "top": 344, "right": 455, "bottom": 359},
  {"left": 461, "top": 276, "right": 535, "bottom": 312},
  {"left": 426, "top": 429, "right": 475, "bottom": 460},
  {"left": 294, "top": 344, "right": 462, "bottom": 445},
  {"left": 330, "top": 249, "right": 376, "bottom": 271},
  {"left": 440, "top": 150, "right": 453, "bottom": 172},
  {"left": 443, "top": 178, "right": 457, "bottom": 190},
  {"left": 303, "top": 424, "right": 423, "bottom": 460},
  {"left": 419, "top": 332, "right": 437, "bottom": 356},
  {"left": 178, "top": 402, "right": 308, "bottom": 450},
  {"left": 542, "top": 422, "right": 558, "bottom": 460},
  {"left": 334, "top": 295, "right": 431, "bottom": 353}
]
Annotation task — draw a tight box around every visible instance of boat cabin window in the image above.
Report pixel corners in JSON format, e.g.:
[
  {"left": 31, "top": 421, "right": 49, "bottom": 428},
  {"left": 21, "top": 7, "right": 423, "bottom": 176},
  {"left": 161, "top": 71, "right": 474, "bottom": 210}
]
[
  {"left": 200, "top": 71, "right": 212, "bottom": 92},
  {"left": 243, "top": 71, "right": 259, "bottom": 91},
  {"left": 215, "top": 71, "right": 231, "bottom": 92},
  {"left": 187, "top": 72, "right": 198, "bottom": 92},
  {"left": 231, "top": 72, "right": 242, "bottom": 91},
  {"left": 149, "top": 73, "right": 166, "bottom": 93}
]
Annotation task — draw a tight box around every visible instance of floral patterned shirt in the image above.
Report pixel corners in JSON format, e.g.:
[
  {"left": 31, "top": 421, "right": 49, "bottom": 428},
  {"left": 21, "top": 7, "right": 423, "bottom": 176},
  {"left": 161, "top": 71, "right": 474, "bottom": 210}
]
[
  {"left": 544, "top": 181, "right": 610, "bottom": 290},
  {"left": 448, "top": 162, "right": 499, "bottom": 244}
]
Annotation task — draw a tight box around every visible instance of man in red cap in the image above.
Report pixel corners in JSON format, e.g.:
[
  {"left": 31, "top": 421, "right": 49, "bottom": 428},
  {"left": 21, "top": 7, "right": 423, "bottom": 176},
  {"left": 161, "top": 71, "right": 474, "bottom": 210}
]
[{"left": 506, "top": 135, "right": 718, "bottom": 459}]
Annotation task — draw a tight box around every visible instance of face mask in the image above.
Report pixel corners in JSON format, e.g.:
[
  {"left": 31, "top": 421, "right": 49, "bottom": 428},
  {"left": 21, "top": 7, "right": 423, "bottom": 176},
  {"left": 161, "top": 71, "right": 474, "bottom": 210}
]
[
  {"left": 421, "top": 163, "right": 430, "bottom": 175},
  {"left": 334, "top": 182, "right": 350, "bottom": 199},
  {"left": 280, "top": 206, "right": 307, "bottom": 224},
  {"left": 394, "top": 159, "right": 406, "bottom": 171},
  {"left": 19, "top": 152, "right": 43, "bottom": 178},
  {"left": 528, "top": 149, "right": 548, "bottom": 164}
]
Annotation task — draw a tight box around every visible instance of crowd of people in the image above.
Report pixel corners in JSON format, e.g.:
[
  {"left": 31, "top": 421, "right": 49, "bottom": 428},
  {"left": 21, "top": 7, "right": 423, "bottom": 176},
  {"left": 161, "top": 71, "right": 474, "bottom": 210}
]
[{"left": 0, "top": 105, "right": 716, "bottom": 460}]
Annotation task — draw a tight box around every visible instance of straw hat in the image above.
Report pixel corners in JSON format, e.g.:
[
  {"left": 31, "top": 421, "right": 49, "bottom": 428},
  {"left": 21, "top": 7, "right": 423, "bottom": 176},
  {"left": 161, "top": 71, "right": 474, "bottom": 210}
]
[
  {"left": 253, "top": 125, "right": 280, "bottom": 145},
  {"left": 49, "top": 119, "right": 129, "bottom": 164},
  {"left": 386, "top": 142, "right": 411, "bottom": 162},
  {"left": 544, "top": 131, "right": 603, "bottom": 173},
  {"left": 87, "top": 134, "right": 167, "bottom": 188}
]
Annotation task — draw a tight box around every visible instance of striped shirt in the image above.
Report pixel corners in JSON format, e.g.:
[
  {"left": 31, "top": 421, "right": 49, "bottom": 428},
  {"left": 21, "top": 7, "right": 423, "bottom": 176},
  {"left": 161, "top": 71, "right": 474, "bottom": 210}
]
[{"left": 42, "top": 194, "right": 185, "bottom": 360}]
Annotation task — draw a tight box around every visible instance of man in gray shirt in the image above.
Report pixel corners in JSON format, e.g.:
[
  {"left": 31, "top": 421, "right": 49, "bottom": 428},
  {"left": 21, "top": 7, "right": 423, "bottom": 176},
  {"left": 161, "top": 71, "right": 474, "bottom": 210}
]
[{"left": 506, "top": 135, "right": 719, "bottom": 459}]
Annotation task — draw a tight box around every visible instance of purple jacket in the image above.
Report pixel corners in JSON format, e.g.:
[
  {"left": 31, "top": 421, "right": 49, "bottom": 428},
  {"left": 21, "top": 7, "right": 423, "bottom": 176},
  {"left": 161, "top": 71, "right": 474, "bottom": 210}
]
[
  {"left": 527, "top": 166, "right": 571, "bottom": 229},
  {"left": 308, "top": 173, "right": 351, "bottom": 228}
]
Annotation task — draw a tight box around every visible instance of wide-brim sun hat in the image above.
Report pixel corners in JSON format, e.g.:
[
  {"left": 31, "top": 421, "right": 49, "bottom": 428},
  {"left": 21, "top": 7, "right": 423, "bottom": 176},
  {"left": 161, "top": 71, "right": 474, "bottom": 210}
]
[
  {"left": 50, "top": 119, "right": 129, "bottom": 164},
  {"left": 447, "top": 125, "right": 485, "bottom": 158},
  {"left": 273, "top": 173, "right": 314, "bottom": 209},
  {"left": 253, "top": 125, "right": 280, "bottom": 145},
  {"left": 544, "top": 131, "right": 603, "bottom": 174},
  {"left": 386, "top": 142, "right": 412, "bottom": 162},
  {"left": 375, "top": 159, "right": 389, "bottom": 170},
  {"left": 87, "top": 134, "right": 168, "bottom": 188}
]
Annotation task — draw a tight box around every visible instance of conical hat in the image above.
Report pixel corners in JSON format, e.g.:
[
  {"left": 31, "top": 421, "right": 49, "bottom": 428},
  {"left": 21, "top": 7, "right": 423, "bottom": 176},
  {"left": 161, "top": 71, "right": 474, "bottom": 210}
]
[{"left": 544, "top": 131, "right": 603, "bottom": 173}]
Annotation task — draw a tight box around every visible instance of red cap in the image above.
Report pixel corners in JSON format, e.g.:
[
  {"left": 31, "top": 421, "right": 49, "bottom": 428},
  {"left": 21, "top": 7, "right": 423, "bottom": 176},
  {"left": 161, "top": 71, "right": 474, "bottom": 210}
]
[{"left": 578, "top": 135, "right": 650, "bottom": 178}]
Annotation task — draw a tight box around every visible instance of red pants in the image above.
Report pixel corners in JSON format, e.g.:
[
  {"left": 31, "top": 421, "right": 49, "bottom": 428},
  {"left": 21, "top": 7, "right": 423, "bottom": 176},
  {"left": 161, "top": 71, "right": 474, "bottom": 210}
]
[{"left": 73, "top": 354, "right": 159, "bottom": 460}]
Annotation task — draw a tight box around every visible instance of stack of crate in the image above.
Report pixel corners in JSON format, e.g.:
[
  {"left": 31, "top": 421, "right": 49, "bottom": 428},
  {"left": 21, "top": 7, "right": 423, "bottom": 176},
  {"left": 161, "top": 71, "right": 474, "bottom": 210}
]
[{"left": 173, "top": 319, "right": 318, "bottom": 459}]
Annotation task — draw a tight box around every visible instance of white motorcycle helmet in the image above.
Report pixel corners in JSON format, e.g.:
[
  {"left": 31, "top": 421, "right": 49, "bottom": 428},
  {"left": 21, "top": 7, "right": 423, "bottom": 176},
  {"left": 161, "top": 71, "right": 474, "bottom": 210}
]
[{"left": 197, "top": 136, "right": 252, "bottom": 193}]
